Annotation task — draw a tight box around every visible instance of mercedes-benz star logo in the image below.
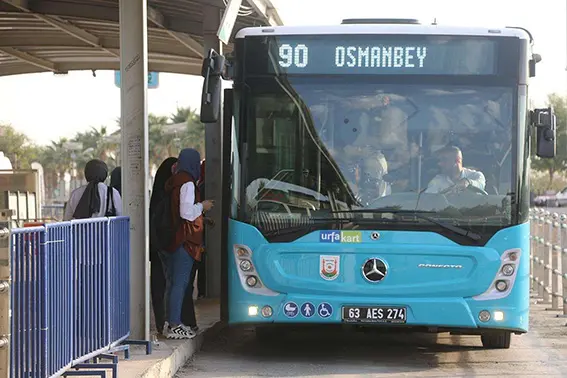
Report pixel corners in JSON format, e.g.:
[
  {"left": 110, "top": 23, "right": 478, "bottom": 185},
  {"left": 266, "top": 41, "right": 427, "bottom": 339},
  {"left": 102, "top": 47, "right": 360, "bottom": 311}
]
[{"left": 362, "top": 258, "right": 387, "bottom": 282}]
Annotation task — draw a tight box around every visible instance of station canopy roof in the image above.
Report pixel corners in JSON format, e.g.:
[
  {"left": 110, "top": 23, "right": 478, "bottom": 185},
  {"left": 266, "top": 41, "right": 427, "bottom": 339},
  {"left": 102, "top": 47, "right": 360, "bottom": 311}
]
[{"left": 0, "top": 0, "right": 283, "bottom": 76}]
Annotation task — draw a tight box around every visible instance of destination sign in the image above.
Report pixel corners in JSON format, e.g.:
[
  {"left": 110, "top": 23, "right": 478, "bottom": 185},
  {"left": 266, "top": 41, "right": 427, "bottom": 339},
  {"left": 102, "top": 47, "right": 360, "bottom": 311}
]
[{"left": 267, "top": 36, "right": 498, "bottom": 75}]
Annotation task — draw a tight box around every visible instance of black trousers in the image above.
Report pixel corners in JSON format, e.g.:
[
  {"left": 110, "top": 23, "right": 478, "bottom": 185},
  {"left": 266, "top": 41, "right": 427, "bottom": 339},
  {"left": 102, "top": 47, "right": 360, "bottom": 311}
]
[
  {"left": 196, "top": 254, "right": 206, "bottom": 297},
  {"left": 181, "top": 263, "right": 198, "bottom": 327},
  {"left": 150, "top": 250, "right": 167, "bottom": 333}
]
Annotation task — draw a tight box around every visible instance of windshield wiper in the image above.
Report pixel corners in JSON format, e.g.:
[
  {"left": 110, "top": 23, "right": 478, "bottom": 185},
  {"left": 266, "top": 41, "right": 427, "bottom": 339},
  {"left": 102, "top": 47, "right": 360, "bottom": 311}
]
[
  {"left": 331, "top": 208, "right": 482, "bottom": 242},
  {"left": 309, "top": 217, "right": 394, "bottom": 225}
]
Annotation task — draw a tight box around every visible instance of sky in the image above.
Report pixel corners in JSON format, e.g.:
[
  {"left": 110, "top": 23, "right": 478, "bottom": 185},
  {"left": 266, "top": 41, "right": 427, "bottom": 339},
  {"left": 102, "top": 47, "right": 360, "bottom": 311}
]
[{"left": 0, "top": 0, "right": 565, "bottom": 145}]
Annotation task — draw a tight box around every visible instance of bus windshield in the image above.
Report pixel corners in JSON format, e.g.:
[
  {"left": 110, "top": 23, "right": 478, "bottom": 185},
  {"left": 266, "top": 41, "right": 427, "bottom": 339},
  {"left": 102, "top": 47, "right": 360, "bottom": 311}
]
[{"left": 241, "top": 76, "right": 515, "bottom": 239}]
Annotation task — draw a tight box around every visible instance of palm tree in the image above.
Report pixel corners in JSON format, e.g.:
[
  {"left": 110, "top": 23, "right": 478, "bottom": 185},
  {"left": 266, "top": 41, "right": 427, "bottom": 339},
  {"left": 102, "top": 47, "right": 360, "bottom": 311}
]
[
  {"left": 73, "top": 126, "right": 119, "bottom": 176},
  {"left": 170, "top": 106, "right": 193, "bottom": 124},
  {"left": 181, "top": 109, "right": 205, "bottom": 157},
  {"left": 39, "top": 138, "right": 74, "bottom": 200},
  {"left": 105, "top": 114, "right": 177, "bottom": 169},
  {"left": 0, "top": 123, "right": 41, "bottom": 169},
  {"left": 40, "top": 108, "right": 207, "bottom": 193},
  {"left": 148, "top": 114, "right": 178, "bottom": 168}
]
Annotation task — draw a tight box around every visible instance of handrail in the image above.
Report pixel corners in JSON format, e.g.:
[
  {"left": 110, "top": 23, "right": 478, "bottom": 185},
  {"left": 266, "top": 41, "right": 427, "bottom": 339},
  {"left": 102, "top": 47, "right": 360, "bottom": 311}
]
[
  {"left": 5, "top": 216, "right": 142, "bottom": 378},
  {"left": 529, "top": 208, "right": 567, "bottom": 316}
]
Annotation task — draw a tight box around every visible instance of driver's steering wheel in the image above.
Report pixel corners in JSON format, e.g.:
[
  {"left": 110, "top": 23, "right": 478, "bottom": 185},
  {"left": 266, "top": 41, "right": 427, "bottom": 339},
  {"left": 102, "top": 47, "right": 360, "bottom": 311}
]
[{"left": 440, "top": 183, "right": 488, "bottom": 196}]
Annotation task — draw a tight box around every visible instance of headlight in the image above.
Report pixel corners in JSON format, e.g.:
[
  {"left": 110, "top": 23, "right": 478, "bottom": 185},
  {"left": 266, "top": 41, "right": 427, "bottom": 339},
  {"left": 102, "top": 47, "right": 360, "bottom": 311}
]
[
  {"left": 240, "top": 259, "right": 253, "bottom": 272},
  {"left": 236, "top": 247, "right": 250, "bottom": 257},
  {"left": 501, "top": 264, "right": 514, "bottom": 276},
  {"left": 248, "top": 306, "right": 259, "bottom": 316},
  {"left": 495, "top": 280, "right": 508, "bottom": 292},
  {"left": 493, "top": 311, "right": 504, "bottom": 321},
  {"left": 246, "top": 276, "right": 258, "bottom": 287},
  {"left": 261, "top": 306, "right": 273, "bottom": 317},
  {"left": 478, "top": 310, "right": 491, "bottom": 322}
]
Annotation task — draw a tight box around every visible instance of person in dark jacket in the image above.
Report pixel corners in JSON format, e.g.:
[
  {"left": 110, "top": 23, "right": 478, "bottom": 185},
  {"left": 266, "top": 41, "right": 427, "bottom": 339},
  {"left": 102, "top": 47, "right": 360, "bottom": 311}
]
[
  {"left": 110, "top": 166, "right": 122, "bottom": 195},
  {"left": 159, "top": 149, "right": 213, "bottom": 339},
  {"left": 149, "top": 157, "right": 177, "bottom": 336},
  {"left": 150, "top": 157, "right": 205, "bottom": 336}
]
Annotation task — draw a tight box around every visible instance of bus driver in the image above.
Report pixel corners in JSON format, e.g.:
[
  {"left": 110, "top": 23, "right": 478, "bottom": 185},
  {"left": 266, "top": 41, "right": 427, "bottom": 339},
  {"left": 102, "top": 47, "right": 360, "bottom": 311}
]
[{"left": 425, "top": 146, "right": 486, "bottom": 194}]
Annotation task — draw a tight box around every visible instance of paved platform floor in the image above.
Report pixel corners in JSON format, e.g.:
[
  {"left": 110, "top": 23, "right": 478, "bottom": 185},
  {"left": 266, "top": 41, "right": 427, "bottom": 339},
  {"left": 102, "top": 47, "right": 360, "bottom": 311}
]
[
  {"left": 117, "top": 298, "right": 220, "bottom": 377},
  {"left": 177, "top": 301, "right": 567, "bottom": 377}
]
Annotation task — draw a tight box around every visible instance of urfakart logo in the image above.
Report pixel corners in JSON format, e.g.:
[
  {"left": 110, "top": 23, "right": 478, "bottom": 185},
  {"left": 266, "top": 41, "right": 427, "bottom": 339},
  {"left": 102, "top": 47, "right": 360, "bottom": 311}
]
[
  {"left": 320, "top": 230, "right": 361, "bottom": 243},
  {"left": 418, "top": 263, "right": 463, "bottom": 269}
]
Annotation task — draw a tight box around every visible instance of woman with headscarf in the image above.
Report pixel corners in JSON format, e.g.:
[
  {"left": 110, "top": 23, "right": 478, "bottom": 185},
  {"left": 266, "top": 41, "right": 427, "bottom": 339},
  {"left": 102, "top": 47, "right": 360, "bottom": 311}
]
[
  {"left": 149, "top": 157, "right": 177, "bottom": 336},
  {"left": 181, "top": 159, "right": 207, "bottom": 330},
  {"left": 110, "top": 166, "right": 122, "bottom": 195},
  {"left": 149, "top": 157, "right": 200, "bottom": 335},
  {"left": 63, "top": 159, "right": 122, "bottom": 220},
  {"left": 159, "top": 148, "right": 214, "bottom": 339}
]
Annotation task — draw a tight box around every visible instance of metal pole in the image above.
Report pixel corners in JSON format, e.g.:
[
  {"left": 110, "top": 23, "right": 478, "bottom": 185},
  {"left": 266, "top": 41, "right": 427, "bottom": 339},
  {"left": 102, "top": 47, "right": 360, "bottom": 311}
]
[
  {"left": 560, "top": 219, "right": 567, "bottom": 316},
  {"left": 0, "top": 210, "right": 12, "bottom": 378},
  {"left": 529, "top": 209, "right": 535, "bottom": 292},
  {"left": 537, "top": 209, "right": 545, "bottom": 299},
  {"left": 119, "top": 0, "right": 150, "bottom": 341},
  {"left": 549, "top": 213, "right": 561, "bottom": 310},
  {"left": 544, "top": 211, "right": 553, "bottom": 303},
  {"left": 203, "top": 4, "right": 223, "bottom": 299}
]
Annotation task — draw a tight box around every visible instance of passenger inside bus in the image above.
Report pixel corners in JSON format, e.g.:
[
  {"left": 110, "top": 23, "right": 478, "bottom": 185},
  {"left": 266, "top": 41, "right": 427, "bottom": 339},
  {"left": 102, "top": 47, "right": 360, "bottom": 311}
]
[{"left": 330, "top": 110, "right": 390, "bottom": 203}]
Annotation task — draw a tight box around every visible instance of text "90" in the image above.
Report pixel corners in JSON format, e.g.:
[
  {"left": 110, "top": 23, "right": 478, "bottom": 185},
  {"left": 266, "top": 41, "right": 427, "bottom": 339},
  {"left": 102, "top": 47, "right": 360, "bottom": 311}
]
[{"left": 278, "top": 44, "right": 309, "bottom": 68}]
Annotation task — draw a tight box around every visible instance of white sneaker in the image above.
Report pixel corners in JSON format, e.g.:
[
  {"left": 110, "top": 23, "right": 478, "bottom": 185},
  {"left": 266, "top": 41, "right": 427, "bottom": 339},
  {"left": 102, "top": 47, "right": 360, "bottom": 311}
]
[
  {"left": 166, "top": 324, "right": 196, "bottom": 340},
  {"left": 181, "top": 324, "right": 199, "bottom": 334}
]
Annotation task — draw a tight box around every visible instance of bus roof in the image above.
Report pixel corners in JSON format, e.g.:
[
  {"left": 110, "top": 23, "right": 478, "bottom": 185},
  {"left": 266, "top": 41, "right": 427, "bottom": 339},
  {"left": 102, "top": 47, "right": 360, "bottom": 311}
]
[{"left": 235, "top": 24, "right": 531, "bottom": 41}]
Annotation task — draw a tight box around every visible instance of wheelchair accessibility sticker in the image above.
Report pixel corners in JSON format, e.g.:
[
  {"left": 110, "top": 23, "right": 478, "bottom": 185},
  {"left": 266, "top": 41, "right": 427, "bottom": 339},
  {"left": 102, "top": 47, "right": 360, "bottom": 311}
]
[{"left": 317, "top": 302, "right": 333, "bottom": 319}]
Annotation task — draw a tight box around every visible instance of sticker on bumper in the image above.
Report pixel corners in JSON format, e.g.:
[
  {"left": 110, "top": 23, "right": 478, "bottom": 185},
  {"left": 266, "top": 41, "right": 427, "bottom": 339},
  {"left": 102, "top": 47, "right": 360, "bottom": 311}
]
[
  {"left": 320, "top": 230, "right": 362, "bottom": 243},
  {"left": 283, "top": 301, "right": 299, "bottom": 318},
  {"left": 301, "top": 302, "right": 315, "bottom": 318},
  {"left": 318, "top": 302, "right": 333, "bottom": 318},
  {"left": 320, "top": 255, "right": 340, "bottom": 281}
]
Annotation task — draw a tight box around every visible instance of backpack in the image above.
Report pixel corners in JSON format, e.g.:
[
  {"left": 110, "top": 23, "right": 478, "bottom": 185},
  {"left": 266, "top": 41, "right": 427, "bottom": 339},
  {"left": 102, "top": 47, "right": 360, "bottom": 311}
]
[
  {"left": 105, "top": 186, "right": 117, "bottom": 217},
  {"left": 150, "top": 193, "right": 179, "bottom": 252}
]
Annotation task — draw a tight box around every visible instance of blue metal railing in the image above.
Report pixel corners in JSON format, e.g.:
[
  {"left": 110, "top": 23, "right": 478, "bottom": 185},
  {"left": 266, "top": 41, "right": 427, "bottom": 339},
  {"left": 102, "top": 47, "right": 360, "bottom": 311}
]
[
  {"left": 45, "top": 222, "right": 73, "bottom": 377},
  {"left": 10, "top": 226, "right": 45, "bottom": 378},
  {"left": 9, "top": 217, "right": 131, "bottom": 378},
  {"left": 108, "top": 217, "right": 130, "bottom": 347}
]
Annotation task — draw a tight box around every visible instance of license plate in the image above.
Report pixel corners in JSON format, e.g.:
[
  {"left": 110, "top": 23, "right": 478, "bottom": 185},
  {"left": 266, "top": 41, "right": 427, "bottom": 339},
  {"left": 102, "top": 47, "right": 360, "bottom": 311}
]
[{"left": 342, "top": 306, "right": 407, "bottom": 324}]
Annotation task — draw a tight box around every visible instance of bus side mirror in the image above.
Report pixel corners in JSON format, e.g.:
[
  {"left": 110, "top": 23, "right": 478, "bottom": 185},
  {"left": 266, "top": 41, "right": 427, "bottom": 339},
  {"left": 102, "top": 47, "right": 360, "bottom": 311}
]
[
  {"left": 532, "top": 107, "right": 556, "bottom": 158},
  {"left": 529, "top": 54, "right": 541, "bottom": 78},
  {"left": 200, "top": 49, "right": 225, "bottom": 123},
  {"left": 529, "top": 60, "right": 536, "bottom": 77}
]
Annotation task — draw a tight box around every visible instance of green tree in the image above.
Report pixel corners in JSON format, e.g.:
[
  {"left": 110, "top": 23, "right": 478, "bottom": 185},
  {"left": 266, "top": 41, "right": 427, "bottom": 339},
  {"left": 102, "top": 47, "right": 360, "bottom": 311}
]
[
  {"left": 38, "top": 138, "right": 74, "bottom": 198},
  {"left": 72, "top": 126, "right": 119, "bottom": 175},
  {"left": 182, "top": 121, "right": 205, "bottom": 157},
  {"left": 170, "top": 106, "right": 194, "bottom": 123},
  {"left": 148, "top": 114, "right": 175, "bottom": 168},
  {"left": 177, "top": 107, "right": 205, "bottom": 157},
  {"left": 41, "top": 107, "right": 206, "bottom": 185},
  {"left": 113, "top": 113, "right": 180, "bottom": 168},
  {"left": 0, "top": 123, "right": 41, "bottom": 169},
  {"left": 531, "top": 93, "right": 567, "bottom": 185}
]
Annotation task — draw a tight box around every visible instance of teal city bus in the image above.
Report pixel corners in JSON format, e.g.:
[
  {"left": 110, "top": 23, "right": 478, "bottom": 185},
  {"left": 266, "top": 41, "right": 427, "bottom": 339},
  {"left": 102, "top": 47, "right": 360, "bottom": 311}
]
[{"left": 200, "top": 19, "right": 556, "bottom": 349}]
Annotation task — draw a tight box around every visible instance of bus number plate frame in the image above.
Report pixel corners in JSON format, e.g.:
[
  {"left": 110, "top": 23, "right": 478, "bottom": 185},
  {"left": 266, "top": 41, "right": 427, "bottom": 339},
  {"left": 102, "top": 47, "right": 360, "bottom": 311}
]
[{"left": 342, "top": 306, "right": 407, "bottom": 324}]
